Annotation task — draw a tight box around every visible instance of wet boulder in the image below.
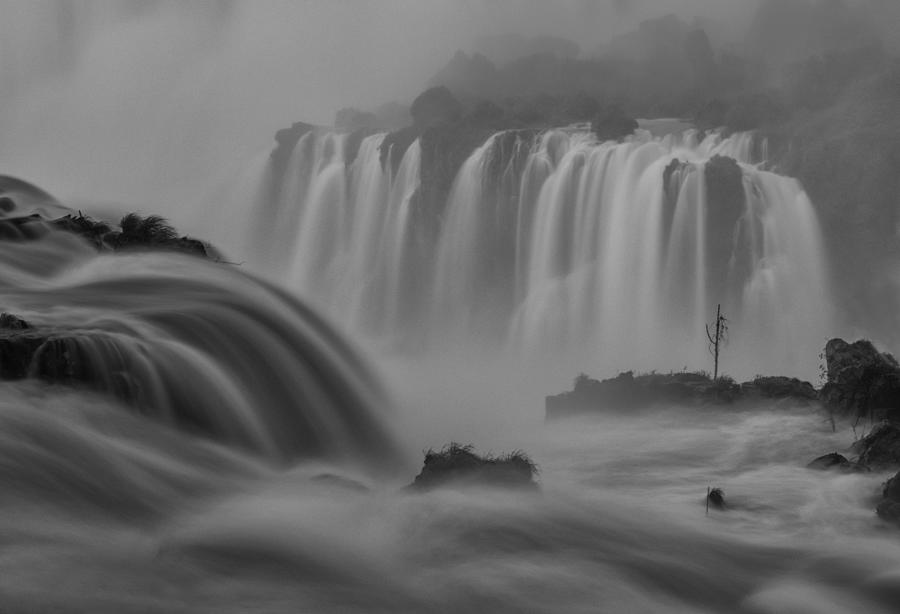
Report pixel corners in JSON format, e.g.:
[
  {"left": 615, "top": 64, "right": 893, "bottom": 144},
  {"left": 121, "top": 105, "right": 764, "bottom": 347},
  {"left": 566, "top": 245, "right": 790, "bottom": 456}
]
[
  {"left": 855, "top": 423, "right": 900, "bottom": 470},
  {"left": 409, "top": 443, "right": 538, "bottom": 491},
  {"left": 546, "top": 371, "right": 740, "bottom": 418},
  {"left": 0, "top": 328, "right": 46, "bottom": 379},
  {"left": 807, "top": 452, "right": 865, "bottom": 472}
]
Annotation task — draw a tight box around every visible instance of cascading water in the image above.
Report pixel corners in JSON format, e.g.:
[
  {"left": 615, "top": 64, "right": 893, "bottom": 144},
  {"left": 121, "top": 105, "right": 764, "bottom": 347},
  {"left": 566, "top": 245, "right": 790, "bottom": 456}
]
[
  {"left": 240, "top": 126, "right": 832, "bottom": 378},
  {"left": 0, "top": 229, "right": 402, "bottom": 471}
]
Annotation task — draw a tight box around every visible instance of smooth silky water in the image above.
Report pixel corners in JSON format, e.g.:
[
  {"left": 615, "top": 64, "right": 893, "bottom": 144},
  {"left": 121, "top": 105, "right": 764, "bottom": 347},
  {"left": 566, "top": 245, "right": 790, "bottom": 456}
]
[{"left": 0, "top": 227, "right": 896, "bottom": 613}]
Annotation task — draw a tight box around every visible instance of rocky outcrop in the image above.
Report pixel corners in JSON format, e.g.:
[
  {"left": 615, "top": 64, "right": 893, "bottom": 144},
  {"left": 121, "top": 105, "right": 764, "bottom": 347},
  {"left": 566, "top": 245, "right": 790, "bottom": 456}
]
[
  {"left": 547, "top": 371, "right": 820, "bottom": 418},
  {"left": 820, "top": 338, "right": 900, "bottom": 422},
  {"left": 855, "top": 423, "right": 900, "bottom": 470},
  {"left": 744, "top": 376, "right": 817, "bottom": 402},
  {"left": 408, "top": 443, "right": 538, "bottom": 491},
  {"left": 546, "top": 371, "right": 741, "bottom": 418}
]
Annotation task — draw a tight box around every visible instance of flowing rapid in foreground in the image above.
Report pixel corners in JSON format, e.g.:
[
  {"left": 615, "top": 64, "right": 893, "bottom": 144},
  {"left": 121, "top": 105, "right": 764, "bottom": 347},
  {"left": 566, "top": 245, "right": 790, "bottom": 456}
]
[{"left": 0, "top": 227, "right": 897, "bottom": 613}]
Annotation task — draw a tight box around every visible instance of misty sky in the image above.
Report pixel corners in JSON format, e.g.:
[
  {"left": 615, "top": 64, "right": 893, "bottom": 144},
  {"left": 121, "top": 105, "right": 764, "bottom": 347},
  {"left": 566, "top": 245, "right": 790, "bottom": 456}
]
[{"left": 0, "top": 0, "right": 758, "bottom": 212}]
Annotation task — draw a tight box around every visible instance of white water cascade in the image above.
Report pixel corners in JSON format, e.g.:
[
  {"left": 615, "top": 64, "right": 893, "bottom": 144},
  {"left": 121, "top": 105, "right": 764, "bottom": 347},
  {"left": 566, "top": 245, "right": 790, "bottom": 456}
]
[{"left": 234, "top": 126, "right": 831, "bottom": 379}]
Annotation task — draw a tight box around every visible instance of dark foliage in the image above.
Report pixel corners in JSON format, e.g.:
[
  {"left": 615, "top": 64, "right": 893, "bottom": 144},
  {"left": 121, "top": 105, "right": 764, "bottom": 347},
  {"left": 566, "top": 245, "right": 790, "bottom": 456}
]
[
  {"left": 410, "top": 86, "right": 463, "bottom": 129},
  {"left": 591, "top": 105, "right": 638, "bottom": 142}
]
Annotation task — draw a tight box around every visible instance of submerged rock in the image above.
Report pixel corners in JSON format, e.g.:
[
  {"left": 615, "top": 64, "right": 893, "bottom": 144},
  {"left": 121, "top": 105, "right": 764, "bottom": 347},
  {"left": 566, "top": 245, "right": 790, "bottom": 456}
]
[
  {"left": 0, "top": 327, "right": 46, "bottom": 379},
  {"left": 409, "top": 443, "right": 538, "bottom": 491}
]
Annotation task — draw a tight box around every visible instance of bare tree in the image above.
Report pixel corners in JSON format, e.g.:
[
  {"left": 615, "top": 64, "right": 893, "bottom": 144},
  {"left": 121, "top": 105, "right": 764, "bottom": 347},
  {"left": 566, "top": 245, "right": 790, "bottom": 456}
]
[{"left": 706, "top": 304, "right": 728, "bottom": 380}]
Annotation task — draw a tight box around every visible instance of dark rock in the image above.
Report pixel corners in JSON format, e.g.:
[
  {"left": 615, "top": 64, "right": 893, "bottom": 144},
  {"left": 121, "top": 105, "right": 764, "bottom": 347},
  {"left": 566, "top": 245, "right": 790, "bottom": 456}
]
[
  {"left": 379, "top": 125, "right": 420, "bottom": 174},
  {"left": 707, "top": 487, "right": 725, "bottom": 510},
  {"left": 877, "top": 470, "right": 900, "bottom": 524},
  {"left": 747, "top": 376, "right": 818, "bottom": 401},
  {"left": 410, "top": 86, "right": 463, "bottom": 130},
  {"left": 705, "top": 155, "right": 746, "bottom": 296},
  {"left": 343, "top": 127, "right": 377, "bottom": 166},
  {"left": 591, "top": 104, "right": 638, "bottom": 142},
  {"left": 856, "top": 423, "right": 900, "bottom": 470},
  {"left": 0, "top": 313, "right": 29, "bottom": 330},
  {"left": 807, "top": 452, "right": 865, "bottom": 472},
  {"left": 0, "top": 327, "right": 94, "bottom": 384},
  {"left": 820, "top": 338, "right": 900, "bottom": 422},
  {"left": 0, "top": 329, "right": 46, "bottom": 379},
  {"left": 546, "top": 371, "right": 742, "bottom": 419},
  {"left": 270, "top": 121, "right": 316, "bottom": 177},
  {"left": 409, "top": 443, "right": 538, "bottom": 491}
]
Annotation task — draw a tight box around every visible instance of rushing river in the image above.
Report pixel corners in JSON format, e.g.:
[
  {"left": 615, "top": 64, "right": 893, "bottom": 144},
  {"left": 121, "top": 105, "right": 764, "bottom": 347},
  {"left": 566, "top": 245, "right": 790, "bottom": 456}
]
[{"left": 0, "top": 231, "right": 897, "bottom": 613}]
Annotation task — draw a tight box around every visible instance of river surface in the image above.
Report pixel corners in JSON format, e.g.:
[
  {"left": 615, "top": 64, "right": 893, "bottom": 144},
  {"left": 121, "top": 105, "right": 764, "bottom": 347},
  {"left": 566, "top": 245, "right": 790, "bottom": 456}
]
[{"left": 1, "top": 349, "right": 898, "bottom": 613}]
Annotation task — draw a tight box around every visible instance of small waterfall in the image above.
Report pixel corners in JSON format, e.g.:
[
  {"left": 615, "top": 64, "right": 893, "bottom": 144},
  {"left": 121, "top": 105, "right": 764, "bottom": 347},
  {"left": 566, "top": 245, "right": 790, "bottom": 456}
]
[
  {"left": 242, "top": 127, "right": 832, "bottom": 378},
  {"left": 0, "top": 233, "right": 402, "bottom": 471}
]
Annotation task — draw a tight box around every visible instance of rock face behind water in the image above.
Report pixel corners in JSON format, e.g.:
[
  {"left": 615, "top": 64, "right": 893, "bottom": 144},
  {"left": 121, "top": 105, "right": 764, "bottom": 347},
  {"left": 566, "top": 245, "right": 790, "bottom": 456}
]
[
  {"left": 410, "top": 86, "right": 463, "bottom": 130},
  {"left": 820, "top": 338, "right": 900, "bottom": 422}
]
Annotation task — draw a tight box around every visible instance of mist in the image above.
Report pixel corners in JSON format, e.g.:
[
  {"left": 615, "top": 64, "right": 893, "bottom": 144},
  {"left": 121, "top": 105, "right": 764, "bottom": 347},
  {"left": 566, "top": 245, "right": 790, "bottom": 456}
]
[
  {"left": 4, "top": 1, "right": 900, "bottom": 612},
  {"left": 0, "top": 0, "right": 770, "bottom": 212}
]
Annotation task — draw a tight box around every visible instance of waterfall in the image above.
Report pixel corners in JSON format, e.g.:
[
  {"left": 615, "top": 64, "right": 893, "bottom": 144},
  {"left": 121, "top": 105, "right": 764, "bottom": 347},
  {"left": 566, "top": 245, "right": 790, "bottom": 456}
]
[
  {"left": 244, "top": 127, "right": 832, "bottom": 378},
  {"left": 0, "top": 232, "right": 402, "bottom": 471}
]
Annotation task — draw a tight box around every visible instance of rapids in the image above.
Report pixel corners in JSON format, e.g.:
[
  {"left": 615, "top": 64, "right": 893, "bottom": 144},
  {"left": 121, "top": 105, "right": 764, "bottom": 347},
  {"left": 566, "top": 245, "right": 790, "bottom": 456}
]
[
  {"left": 0, "top": 231, "right": 400, "bottom": 469},
  {"left": 1, "top": 352, "right": 900, "bottom": 612}
]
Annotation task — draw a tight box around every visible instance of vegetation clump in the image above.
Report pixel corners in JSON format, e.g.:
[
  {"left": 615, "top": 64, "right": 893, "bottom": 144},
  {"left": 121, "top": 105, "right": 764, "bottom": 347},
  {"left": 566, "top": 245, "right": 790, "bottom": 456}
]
[
  {"left": 50, "top": 212, "right": 210, "bottom": 257},
  {"left": 409, "top": 443, "right": 538, "bottom": 491}
]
